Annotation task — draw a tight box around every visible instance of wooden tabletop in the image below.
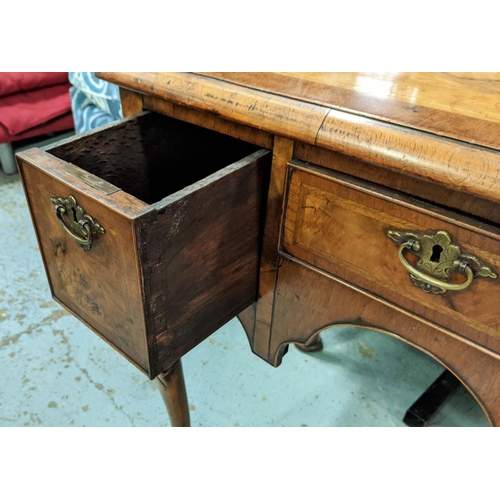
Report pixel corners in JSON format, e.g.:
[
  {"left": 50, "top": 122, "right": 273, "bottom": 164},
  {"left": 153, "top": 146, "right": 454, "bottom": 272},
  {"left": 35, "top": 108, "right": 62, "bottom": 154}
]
[
  {"left": 97, "top": 72, "right": 500, "bottom": 205},
  {"left": 198, "top": 73, "right": 500, "bottom": 151}
]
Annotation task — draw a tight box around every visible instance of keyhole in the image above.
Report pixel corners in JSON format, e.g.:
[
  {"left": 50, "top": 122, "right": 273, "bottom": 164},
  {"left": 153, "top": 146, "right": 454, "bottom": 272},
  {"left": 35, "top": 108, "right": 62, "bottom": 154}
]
[
  {"left": 71, "top": 207, "right": 78, "bottom": 222},
  {"left": 430, "top": 244, "right": 443, "bottom": 263}
]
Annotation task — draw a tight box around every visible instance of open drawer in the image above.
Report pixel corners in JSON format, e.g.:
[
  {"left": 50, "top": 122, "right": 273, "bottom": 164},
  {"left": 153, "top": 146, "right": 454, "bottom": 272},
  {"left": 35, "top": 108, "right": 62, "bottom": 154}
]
[{"left": 17, "top": 112, "right": 271, "bottom": 379}]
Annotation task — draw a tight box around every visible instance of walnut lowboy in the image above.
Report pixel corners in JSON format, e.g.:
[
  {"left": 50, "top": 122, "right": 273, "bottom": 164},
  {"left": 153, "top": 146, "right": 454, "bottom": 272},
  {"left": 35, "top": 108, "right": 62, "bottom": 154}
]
[{"left": 17, "top": 72, "right": 500, "bottom": 426}]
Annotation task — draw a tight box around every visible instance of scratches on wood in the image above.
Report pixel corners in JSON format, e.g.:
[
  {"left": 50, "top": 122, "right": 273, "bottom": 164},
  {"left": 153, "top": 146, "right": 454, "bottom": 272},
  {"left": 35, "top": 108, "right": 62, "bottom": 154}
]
[{"left": 97, "top": 72, "right": 500, "bottom": 206}]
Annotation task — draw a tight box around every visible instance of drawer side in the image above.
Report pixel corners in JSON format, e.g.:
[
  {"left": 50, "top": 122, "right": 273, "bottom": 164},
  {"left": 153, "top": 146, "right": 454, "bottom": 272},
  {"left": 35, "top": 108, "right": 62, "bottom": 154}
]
[{"left": 136, "top": 149, "right": 271, "bottom": 376}]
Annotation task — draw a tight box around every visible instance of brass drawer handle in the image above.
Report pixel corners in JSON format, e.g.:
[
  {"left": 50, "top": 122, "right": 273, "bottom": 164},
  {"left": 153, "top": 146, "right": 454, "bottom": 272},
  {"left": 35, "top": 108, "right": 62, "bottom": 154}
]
[
  {"left": 51, "top": 195, "right": 105, "bottom": 251},
  {"left": 387, "top": 230, "right": 496, "bottom": 294},
  {"left": 397, "top": 240, "right": 473, "bottom": 292}
]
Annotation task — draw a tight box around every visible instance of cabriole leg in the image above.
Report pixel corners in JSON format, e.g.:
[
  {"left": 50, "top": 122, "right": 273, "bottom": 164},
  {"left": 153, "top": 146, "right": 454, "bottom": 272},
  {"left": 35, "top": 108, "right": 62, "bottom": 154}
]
[
  {"left": 155, "top": 359, "right": 191, "bottom": 427},
  {"left": 296, "top": 334, "right": 324, "bottom": 353}
]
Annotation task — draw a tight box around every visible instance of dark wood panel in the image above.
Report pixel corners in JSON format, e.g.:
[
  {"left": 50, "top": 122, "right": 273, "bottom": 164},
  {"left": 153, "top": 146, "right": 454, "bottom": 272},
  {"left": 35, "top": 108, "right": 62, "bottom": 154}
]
[
  {"left": 49, "top": 112, "right": 260, "bottom": 206},
  {"left": 136, "top": 150, "right": 272, "bottom": 375}
]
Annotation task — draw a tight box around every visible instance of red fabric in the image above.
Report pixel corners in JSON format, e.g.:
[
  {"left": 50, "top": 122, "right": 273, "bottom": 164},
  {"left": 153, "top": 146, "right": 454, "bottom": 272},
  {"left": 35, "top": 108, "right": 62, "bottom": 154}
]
[
  {"left": 0, "top": 112, "right": 74, "bottom": 143},
  {"left": 0, "top": 82, "right": 73, "bottom": 143},
  {"left": 0, "top": 72, "right": 68, "bottom": 98}
]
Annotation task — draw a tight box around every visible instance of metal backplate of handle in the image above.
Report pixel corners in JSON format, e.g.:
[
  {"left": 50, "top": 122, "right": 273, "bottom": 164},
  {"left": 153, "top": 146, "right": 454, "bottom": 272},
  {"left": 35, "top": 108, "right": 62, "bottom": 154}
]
[
  {"left": 51, "top": 195, "right": 105, "bottom": 251},
  {"left": 387, "top": 229, "right": 497, "bottom": 294}
]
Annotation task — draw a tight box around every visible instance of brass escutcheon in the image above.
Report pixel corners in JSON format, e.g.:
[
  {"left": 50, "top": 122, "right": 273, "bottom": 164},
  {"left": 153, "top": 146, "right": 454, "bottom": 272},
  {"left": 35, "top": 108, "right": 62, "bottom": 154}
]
[
  {"left": 387, "top": 229, "right": 497, "bottom": 294},
  {"left": 51, "top": 195, "right": 105, "bottom": 251}
]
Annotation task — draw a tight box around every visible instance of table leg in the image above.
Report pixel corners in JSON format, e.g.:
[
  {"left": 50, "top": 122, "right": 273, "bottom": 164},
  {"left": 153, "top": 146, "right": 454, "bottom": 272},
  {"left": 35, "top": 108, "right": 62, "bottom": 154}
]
[
  {"left": 155, "top": 359, "right": 191, "bottom": 427},
  {"left": 296, "top": 334, "right": 323, "bottom": 353},
  {"left": 403, "top": 369, "right": 461, "bottom": 427}
]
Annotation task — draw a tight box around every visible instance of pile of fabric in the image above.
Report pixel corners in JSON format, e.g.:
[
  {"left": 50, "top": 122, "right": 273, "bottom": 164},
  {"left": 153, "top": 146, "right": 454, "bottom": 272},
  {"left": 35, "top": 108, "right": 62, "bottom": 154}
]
[
  {"left": 0, "top": 73, "right": 74, "bottom": 174},
  {"left": 0, "top": 72, "right": 74, "bottom": 144},
  {"left": 0, "top": 72, "right": 123, "bottom": 175}
]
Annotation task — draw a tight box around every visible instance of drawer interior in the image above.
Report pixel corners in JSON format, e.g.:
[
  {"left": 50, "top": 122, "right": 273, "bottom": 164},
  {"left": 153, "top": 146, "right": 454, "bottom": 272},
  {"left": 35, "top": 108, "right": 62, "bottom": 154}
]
[{"left": 47, "top": 112, "right": 261, "bottom": 205}]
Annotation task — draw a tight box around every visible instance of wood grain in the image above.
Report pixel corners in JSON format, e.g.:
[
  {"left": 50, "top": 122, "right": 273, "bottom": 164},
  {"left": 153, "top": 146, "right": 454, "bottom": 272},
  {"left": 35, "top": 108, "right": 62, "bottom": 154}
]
[
  {"left": 156, "top": 360, "right": 190, "bottom": 427},
  {"left": 315, "top": 108, "right": 500, "bottom": 206},
  {"left": 17, "top": 152, "right": 151, "bottom": 375},
  {"left": 198, "top": 72, "right": 500, "bottom": 151},
  {"left": 97, "top": 72, "right": 327, "bottom": 145},
  {"left": 97, "top": 72, "right": 500, "bottom": 207},
  {"left": 136, "top": 149, "right": 271, "bottom": 375},
  {"left": 252, "top": 137, "right": 294, "bottom": 361},
  {"left": 270, "top": 256, "right": 500, "bottom": 425},
  {"left": 143, "top": 95, "right": 272, "bottom": 150},
  {"left": 237, "top": 303, "right": 257, "bottom": 346},
  {"left": 18, "top": 113, "right": 271, "bottom": 379},
  {"left": 24, "top": 72, "right": 500, "bottom": 426},
  {"left": 294, "top": 142, "right": 500, "bottom": 225},
  {"left": 282, "top": 162, "right": 500, "bottom": 356},
  {"left": 120, "top": 87, "right": 143, "bottom": 117}
]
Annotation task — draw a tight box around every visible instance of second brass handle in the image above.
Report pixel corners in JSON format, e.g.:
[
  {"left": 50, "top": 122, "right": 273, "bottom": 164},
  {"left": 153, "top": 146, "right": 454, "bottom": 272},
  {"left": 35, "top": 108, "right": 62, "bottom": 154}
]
[
  {"left": 398, "top": 241, "right": 473, "bottom": 292},
  {"left": 388, "top": 229, "right": 497, "bottom": 294}
]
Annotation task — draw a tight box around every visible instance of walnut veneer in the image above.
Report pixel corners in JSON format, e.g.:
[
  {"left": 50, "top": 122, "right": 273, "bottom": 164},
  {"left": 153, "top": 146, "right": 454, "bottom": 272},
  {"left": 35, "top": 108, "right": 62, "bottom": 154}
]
[{"left": 17, "top": 72, "right": 500, "bottom": 426}]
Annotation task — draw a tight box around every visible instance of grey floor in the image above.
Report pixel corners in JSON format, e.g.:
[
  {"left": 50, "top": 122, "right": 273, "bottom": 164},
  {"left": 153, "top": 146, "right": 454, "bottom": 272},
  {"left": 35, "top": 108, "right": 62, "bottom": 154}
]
[{"left": 0, "top": 145, "right": 490, "bottom": 427}]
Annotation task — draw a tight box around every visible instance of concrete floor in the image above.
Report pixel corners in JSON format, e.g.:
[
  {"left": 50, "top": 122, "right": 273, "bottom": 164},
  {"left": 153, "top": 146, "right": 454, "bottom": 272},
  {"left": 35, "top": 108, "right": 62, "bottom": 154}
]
[{"left": 0, "top": 148, "right": 490, "bottom": 427}]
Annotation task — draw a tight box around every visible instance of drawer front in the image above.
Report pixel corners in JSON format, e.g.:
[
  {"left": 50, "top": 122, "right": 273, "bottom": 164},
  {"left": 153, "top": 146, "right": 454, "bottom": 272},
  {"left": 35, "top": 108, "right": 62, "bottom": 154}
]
[
  {"left": 18, "top": 112, "right": 271, "bottom": 378},
  {"left": 282, "top": 161, "right": 500, "bottom": 354},
  {"left": 17, "top": 151, "right": 151, "bottom": 374}
]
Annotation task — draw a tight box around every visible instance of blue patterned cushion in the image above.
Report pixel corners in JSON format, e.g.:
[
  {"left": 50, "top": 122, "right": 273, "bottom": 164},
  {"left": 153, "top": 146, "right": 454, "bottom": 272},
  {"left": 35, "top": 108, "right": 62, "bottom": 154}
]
[{"left": 69, "top": 72, "right": 122, "bottom": 134}]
